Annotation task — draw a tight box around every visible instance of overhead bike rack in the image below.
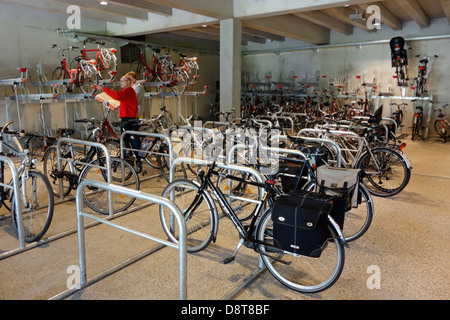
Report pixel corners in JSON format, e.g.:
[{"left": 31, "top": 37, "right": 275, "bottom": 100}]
[{"left": 49, "top": 179, "right": 187, "bottom": 300}]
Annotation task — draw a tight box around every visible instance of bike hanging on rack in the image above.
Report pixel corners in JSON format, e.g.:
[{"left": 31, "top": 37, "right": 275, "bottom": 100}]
[
  {"left": 413, "top": 54, "right": 438, "bottom": 97},
  {"left": 390, "top": 36, "right": 409, "bottom": 87},
  {"left": 130, "top": 44, "right": 173, "bottom": 84},
  {"left": 51, "top": 45, "right": 96, "bottom": 94}
]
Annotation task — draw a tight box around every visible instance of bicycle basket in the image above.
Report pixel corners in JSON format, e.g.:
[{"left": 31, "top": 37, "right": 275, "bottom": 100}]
[{"left": 272, "top": 190, "right": 333, "bottom": 257}]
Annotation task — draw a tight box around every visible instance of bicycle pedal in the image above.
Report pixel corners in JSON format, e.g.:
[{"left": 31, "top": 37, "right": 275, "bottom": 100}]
[{"left": 223, "top": 257, "right": 235, "bottom": 264}]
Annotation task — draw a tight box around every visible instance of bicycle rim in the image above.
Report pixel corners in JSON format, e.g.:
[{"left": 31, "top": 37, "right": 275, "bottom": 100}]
[
  {"left": 160, "top": 179, "right": 216, "bottom": 252},
  {"left": 11, "top": 171, "right": 54, "bottom": 243},
  {"left": 357, "top": 148, "right": 410, "bottom": 197}
]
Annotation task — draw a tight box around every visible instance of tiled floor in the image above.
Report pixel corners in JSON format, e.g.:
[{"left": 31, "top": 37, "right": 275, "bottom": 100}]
[{"left": 0, "top": 136, "right": 449, "bottom": 300}]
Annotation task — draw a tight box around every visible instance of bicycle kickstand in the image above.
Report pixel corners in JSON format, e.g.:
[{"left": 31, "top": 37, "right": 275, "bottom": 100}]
[{"left": 223, "top": 238, "right": 245, "bottom": 264}]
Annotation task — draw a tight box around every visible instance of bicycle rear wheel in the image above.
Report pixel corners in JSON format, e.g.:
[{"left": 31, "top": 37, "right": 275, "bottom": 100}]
[
  {"left": 434, "top": 119, "right": 450, "bottom": 141},
  {"left": 79, "top": 157, "right": 139, "bottom": 214},
  {"left": 160, "top": 179, "right": 217, "bottom": 252},
  {"left": 357, "top": 147, "right": 411, "bottom": 197},
  {"left": 42, "top": 145, "right": 73, "bottom": 197},
  {"left": 11, "top": 171, "right": 54, "bottom": 243},
  {"left": 303, "top": 181, "right": 373, "bottom": 242},
  {"left": 256, "top": 208, "right": 345, "bottom": 293}
]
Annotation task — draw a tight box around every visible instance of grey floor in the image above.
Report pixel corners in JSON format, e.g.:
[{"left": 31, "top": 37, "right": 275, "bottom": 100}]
[{"left": 0, "top": 136, "right": 449, "bottom": 301}]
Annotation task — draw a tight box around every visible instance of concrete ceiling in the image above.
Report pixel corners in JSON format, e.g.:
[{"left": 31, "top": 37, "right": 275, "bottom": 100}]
[{"left": 2, "top": 0, "right": 449, "bottom": 49}]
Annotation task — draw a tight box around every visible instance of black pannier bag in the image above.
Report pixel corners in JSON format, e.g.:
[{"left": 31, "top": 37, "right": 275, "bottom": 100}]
[
  {"left": 271, "top": 190, "right": 334, "bottom": 257},
  {"left": 278, "top": 143, "right": 329, "bottom": 193}
]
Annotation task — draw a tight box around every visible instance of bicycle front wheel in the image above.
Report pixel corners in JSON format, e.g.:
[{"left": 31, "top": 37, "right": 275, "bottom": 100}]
[
  {"left": 11, "top": 171, "right": 54, "bottom": 243},
  {"left": 256, "top": 208, "right": 345, "bottom": 293},
  {"left": 160, "top": 179, "right": 217, "bottom": 253},
  {"left": 79, "top": 157, "right": 139, "bottom": 214}
]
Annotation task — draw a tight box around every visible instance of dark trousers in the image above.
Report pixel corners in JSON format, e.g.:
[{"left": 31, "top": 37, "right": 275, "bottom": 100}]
[{"left": 120, "top": 117, "right": 141, "bottom": 159}]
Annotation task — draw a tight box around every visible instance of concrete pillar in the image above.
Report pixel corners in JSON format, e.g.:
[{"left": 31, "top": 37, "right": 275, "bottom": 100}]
[{"left": 220, "top": 18, "right": 242, "bottom": 113}]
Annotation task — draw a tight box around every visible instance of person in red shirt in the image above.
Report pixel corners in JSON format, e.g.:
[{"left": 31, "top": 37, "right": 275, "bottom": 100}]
[{"left": 93, "top": 76, "right": 142, "bottom": 172}]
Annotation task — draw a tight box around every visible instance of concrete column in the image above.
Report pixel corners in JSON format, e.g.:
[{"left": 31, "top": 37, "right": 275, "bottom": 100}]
[{"left": 220, "top": 18, "right": 241, "bottom": 113}]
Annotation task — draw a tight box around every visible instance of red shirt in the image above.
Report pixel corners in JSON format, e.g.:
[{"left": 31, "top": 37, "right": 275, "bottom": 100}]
[{"left": 103, "top": 87, "right": 138, "bottom": 118}]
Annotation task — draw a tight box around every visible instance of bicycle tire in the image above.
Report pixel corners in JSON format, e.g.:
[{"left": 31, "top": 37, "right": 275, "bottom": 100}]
[
  {"left": 411, "top": 113, "right": 422, "bottom": 140},
  {"left": 256, "top": 207, "right": 345, "bottom": 293},
  {"left": 42, "top": 145, "right": 73, "bottom": 197},
  {"left": 303, "top": 181, "right": 374, "bottom": 242},
  {"left": 434, "top": 119, "right": 450, "bottom": 140},
  {"left": 356, "top": 147, "right": 411, "bottom": 197},
  {"left": 79, "top": 157, "right": 139, "bottom": 214},
  {"left": 11, "top": 171, "right": 54, "bottom": 243},
  {"left": 160, "top": 179, "right": 217, "bottom": 252},
  {"left": 141, "top": 137, "right": 162, "bottom": 169}
]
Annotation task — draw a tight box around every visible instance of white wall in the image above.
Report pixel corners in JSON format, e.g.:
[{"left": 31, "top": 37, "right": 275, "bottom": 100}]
[{"left": 0, "top": 4, "right": 218, "bottom": 136}]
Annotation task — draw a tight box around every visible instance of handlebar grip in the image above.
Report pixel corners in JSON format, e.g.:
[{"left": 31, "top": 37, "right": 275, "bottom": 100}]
[{"left": 74, "top": 119, "right": 89, "bottom": 123}]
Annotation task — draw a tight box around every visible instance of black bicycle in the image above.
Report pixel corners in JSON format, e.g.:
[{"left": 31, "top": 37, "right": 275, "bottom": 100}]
[
  {"left": 160, "top": 161, "right": 346, "bottom": 293},
  {"left": 414, "top": 54, "right": 438, "bottom": 97},
  {"left": 42, "top": 130, "right": 139, "bottom": 215},
  {"left": 411, "top": 104, "right": 424, "bottom": 141}
]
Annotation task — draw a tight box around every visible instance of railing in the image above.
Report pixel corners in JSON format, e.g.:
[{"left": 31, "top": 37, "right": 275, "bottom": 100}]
[
  {"left": 49, "top": 179, "right": 187, "bottom": 300},
  {"left": 57, "top": 138, "right": 112, "bottom": 215},
  {"left": 0, "top": 155, "right": 23, "bottom": 253}
]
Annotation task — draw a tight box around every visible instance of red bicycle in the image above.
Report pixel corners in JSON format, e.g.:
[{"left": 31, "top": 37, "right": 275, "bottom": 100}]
[
  {"left": 73, "top": 38, "right": 117, "bottom": 82},
  {"left": 170, "top": 50, "right": 199, "bottom": 92},
  {"left": 130, "top": 45, "right": 173, "bottom": 84},
  {"left": 51, "top": 45, "right": 96, "bottom": 94}
]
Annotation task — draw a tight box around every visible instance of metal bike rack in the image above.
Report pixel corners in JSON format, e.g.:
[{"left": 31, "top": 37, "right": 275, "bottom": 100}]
[
  {"left": 57, "top": 138, "right": 112, "bottom": 216},
  {"left": 49, "top": 179, "right": 187, "bottom": 300},
  {"left": 120, "top": 130, "right": 173, "bottom": 173},
  {"left": 0, "top": 155, "right": 24, "bottom": 252}
]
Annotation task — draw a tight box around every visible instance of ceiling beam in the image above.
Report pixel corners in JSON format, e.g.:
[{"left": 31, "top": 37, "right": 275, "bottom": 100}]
[
  {"left": 145, "top": 0, "right": 233, "bottom": 19},
  {"left": 322, "top": 7, "right": 374, "bottom": 32},
  {"left": 358, "top": 2, "right": 402, "bottom": 30},
  {"left": 396, "top": 0, "right": 429, "bottom": 27},
  {"left": 106, "top": 0, "right": 172, "bottom": 16},
  {"left": 292, "top": 10, "right": 353, "bottom": 35},
  {"left": 0, "top": 0, "right": 127, "bottom": 24},
  {"left": 53, "top": 0, "right": 149, "bottom": 21},
  {"left": 242, "top": 27, "right": 285, "bottom": 42},
  {"left": 439, "top": 0, "right": 450, "bottom": 23},
  {"left": 244, "top": 15, "right": 330, "bottom": 45}
]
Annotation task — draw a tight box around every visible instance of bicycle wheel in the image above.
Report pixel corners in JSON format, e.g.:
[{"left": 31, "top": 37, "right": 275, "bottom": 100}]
[
  {"left": 11, "top": 171, "right": 54, "bottom": 243},
  {"left": 171, "top": 68, "right": 189, "bottom": 92},
  {"left": 216, "top": 170, "right": 261, "bottom": 221},
  {"left": 160, "top": 179, "right": 217, "bottom": 252},
  {"left": 256, "top": 207, "right": 345, "bottom": 293},
  {"left": 42, "top": 145, "right": 73, "bottom": 197},
  {"left": 411, "top": 113, "right": 422, "bottom": 140},
  {"left": 79, "top": 157, "right": 139, "bottom": 214},
  {"left": 434, "top": 119, "right": 450, "bottom": 141},
  {"left": 141, "top": 137, "right": 161, "bottom": 169},
  {"left": 156, "top": 57, "right": 173, "bottom": 82},
  {"left": 357, "top": 148, "right": 411, "bottom": 197},
  {"left": 303, "top": 181, "right": 373, "bottom": 242}
]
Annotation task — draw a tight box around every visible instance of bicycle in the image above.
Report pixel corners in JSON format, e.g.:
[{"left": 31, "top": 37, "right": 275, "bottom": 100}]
[
  {"left": 160, "top": 161, "right": 346, "bottom": 293},
  {"left": 170, "top": 50, "right": 199, "bottom": 92},
  {"left": 434, "top": 103, "right": 450, "bottom": 143},
  {"left": 130, "top": 45, "right": 173, "bottom": 84},
  {"left": 0, "top": 121, "right": 54, "bottom": 243},
  {"left": 411, "top": 104, "right": 424, "bottom": 141},
  {"left": 413, "top": 54, "right": 438, "bottom": 97},
  {"left": 42, "top": 128, "right": 139, "bottom": 215},
  {"left": 390, "top": 102, "right": 407, "bottom": 131},
  {"left": 390, "top": 36, "right": 409, "bottom": 87},
  {"left": 70, "top": 34, "right": 118, "bottom": 82},
  {"left": 51, "top": 45, "right": 96, "bottom": 94}
]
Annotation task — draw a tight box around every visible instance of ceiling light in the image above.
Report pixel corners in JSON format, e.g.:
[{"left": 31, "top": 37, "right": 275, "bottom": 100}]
[
  {"left": 100, "top": 1, "right": 108, "bottom": 5},
  {"left": 202, "top": 24, "right": 207, "bottom": 28}
]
